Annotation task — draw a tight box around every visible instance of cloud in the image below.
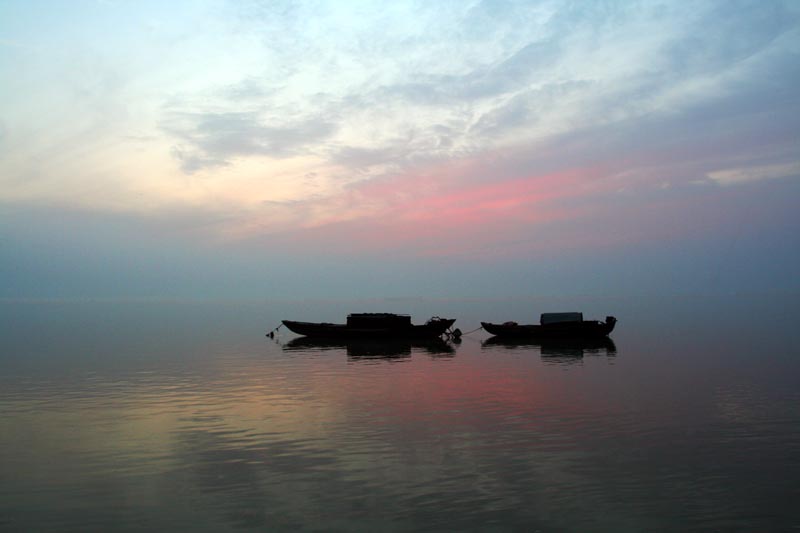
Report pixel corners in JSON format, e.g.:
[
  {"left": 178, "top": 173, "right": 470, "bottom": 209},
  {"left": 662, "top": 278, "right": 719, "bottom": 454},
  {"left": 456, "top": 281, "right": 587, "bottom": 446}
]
[
  {"left": 4, "top": 0, "right": 799, "bottom": 252},
  {"left": 661, "top": 1, "right": 796, "bottom": 74},
  {"left": 161, "top": 110, "right": 338, "bottom": 172},
  {"left": 381, "top": 38, "right": 563, "bottom": 106},
  {"left": 470, "top": 80, "right": 593, "bottom": 138},
  {"left": 170, "top": 145, "right": 230, "bottom": 174},
  {"left": 219, "top": 78, "right": 279, "bottom": 101},
  {"left": 151, "top": 0, "right": 799, "bottom": 188},
  {"left": 707, "top": 162, "right": 800, "bottom": 186},
  {"left": 332, "top": 145, "right": 409, "bottom": 170}
]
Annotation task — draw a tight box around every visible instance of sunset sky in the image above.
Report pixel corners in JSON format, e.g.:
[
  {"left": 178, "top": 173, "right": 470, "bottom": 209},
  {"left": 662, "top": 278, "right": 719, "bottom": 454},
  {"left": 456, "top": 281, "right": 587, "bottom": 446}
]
[{"left": 1, "top": 0, "right": 798, "bottom": 300}]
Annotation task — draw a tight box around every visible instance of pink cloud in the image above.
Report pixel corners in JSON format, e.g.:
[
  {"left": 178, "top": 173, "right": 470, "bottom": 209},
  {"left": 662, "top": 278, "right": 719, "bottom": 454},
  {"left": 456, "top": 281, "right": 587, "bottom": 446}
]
[{"left": 267, "top": 153, "right": 623, "bottom": 258}]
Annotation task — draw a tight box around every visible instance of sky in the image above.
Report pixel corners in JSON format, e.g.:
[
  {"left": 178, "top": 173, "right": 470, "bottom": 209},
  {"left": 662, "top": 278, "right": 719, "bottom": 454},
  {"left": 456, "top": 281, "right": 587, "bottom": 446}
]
[{"left": 1, "top": 0, "right": 799, "bottom": 300}]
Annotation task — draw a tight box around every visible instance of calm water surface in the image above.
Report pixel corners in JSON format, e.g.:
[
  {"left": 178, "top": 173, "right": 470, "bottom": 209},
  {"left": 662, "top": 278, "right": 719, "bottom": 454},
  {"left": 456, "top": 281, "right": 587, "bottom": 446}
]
[{"left": 1, "top": 296, "right": 799, "bottom": 532}]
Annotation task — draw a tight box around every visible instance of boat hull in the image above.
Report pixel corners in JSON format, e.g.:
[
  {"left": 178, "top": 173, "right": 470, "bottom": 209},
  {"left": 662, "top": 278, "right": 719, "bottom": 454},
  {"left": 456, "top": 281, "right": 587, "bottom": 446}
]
[
  {"left": 481, "top": 318, "right": 616, "bottom": 339},
  {"left": 282, "top": 318, "right": 456, "bottom": 339}
]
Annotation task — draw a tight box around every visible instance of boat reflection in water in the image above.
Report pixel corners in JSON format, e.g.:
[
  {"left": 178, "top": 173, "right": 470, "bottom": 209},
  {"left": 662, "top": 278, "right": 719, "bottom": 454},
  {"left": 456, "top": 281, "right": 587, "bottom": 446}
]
[
  {"left": 482, "top": 336, "right": 617, "bottom": 363},
  {"left": 282, "top": 336, "right": 455, "bottom": 361}
]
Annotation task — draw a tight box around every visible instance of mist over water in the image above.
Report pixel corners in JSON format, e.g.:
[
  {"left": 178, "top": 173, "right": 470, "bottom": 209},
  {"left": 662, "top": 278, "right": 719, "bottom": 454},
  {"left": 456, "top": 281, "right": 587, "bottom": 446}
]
[{"left": 1, "top": 295, "right": 798, "bottom": 532}]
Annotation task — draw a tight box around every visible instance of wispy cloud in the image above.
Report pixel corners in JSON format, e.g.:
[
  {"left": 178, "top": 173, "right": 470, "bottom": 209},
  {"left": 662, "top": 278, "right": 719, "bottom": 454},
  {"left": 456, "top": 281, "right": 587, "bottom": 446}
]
[
  {"left": 707, "top": 162, "right": 800, "bottom": 186},
  {"left": 161, "top": 110, "right": 338, "bottom": 172},
  {"left": 2, "top": 0, "right": 799, "bottom": 262},
  {"left": 144, "top": 0, "right": 800, "bottom": 187}
]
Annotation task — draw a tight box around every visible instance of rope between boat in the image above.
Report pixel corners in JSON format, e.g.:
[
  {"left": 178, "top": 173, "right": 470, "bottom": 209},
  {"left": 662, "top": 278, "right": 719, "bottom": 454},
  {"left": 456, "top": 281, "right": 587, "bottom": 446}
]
[
  {"left": 266, "top": 323, "right": 283, "bottom": 338},
  {"left": 459, "top": 325, "right": 484, "bottom": 336}
]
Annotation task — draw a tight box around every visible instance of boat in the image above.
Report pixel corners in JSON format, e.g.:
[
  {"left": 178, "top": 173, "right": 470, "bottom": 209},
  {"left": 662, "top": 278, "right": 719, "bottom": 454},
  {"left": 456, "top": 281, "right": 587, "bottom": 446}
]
[
  {"left": 281, "top": 313, "right": 457, "bottom": 340},
  {"left": 481, "top": 312, "right": 617, "bottom": 339}
]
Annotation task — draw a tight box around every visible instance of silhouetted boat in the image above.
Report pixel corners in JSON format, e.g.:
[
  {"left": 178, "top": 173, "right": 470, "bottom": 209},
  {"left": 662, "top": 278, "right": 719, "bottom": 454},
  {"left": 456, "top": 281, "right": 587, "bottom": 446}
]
[
  {"left": 282, "top": 313, "right": 457, "bottom": 339},
  {"left": 481, "top": 312, "right": 617, "bottom": 339}
]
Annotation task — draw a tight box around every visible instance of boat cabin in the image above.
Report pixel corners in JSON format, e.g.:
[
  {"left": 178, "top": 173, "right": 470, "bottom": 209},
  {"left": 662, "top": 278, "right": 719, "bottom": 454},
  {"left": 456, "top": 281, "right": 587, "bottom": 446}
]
[
  {"left": 347, "top": 313, "right": 412, "bottom": 328},
  {"left": 540, "top": 312, "right": 583, "bottom": 325}
]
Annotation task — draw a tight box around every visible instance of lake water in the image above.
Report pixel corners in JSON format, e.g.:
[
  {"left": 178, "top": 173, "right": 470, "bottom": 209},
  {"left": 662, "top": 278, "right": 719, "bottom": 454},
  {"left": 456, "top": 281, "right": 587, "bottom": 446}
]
[{"left": 1, "top": 295, "right": 799, "bottom": 532}]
